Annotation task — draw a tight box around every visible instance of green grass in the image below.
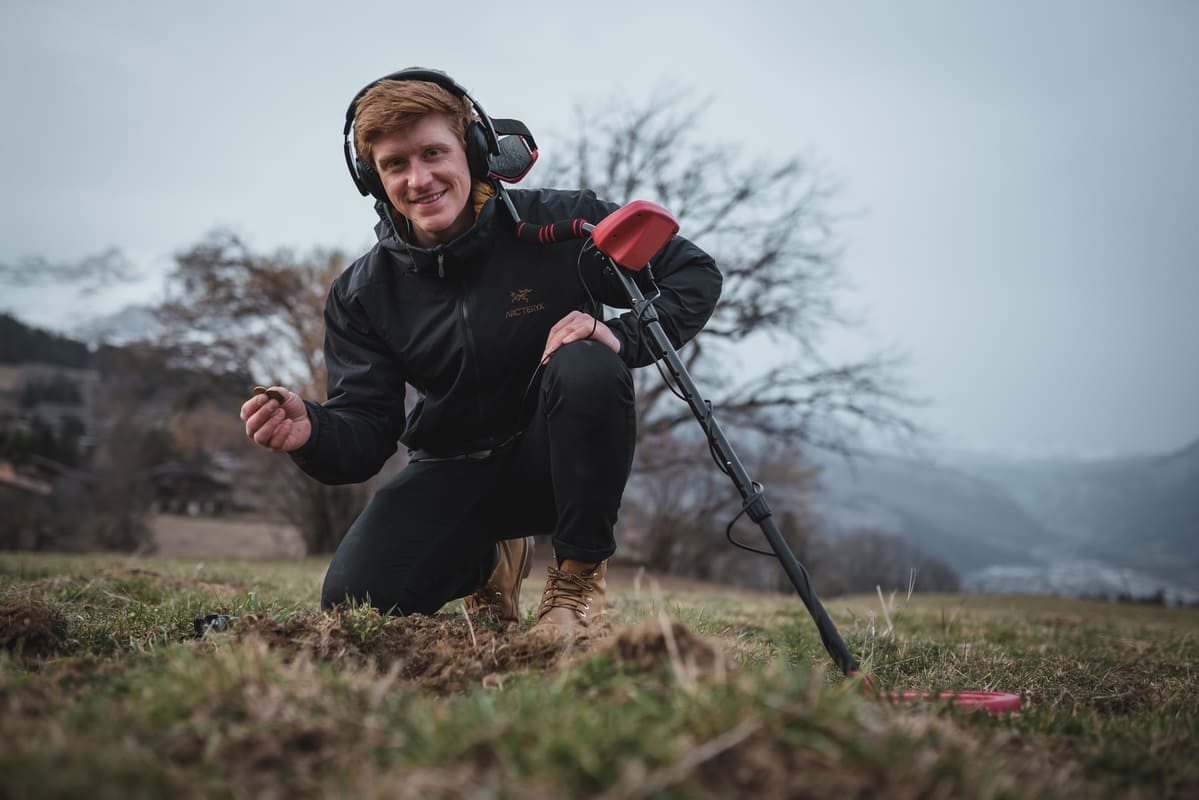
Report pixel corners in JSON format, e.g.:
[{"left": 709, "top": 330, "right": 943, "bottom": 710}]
[{"left": 2, "top": 552, "right": 1196, "bottom": 799}]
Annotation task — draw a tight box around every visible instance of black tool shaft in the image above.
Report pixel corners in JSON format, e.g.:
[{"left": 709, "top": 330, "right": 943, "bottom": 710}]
[{"left": 611, "top": 265, "right": 859, "bottom": 676}]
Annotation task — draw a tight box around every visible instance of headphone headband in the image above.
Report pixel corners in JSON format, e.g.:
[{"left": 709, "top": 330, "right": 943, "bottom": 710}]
[
  {"left": 342, "top": 68, "right": 500, "bottom": 154},
  {"left": 342, "top": 68, "right": 502, "bottom": 199}
]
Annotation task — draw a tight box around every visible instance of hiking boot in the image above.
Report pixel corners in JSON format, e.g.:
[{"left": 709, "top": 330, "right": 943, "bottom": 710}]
[
  {"left": 529, "top": 559, "right": 608, "bottom": 637},
  {"left": 464, "top": 536, "right": 534, "bottom": 622}
]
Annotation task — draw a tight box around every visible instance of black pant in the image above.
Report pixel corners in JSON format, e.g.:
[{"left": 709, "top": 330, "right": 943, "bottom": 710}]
[{"left": 320, "top": 340, "right": 636, "bottom": 614}]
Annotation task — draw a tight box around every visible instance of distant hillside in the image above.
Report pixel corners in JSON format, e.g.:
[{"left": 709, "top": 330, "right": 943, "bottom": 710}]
[
  {"left": 808, "top": 452, "right": 1056, "bottom": 574},
  {"left": 0, "top": 313, "right": 91, "bottom": 368},
  {"left": 944, "top": 441, "right": 1199, "bottom": 578},
  {"left": 806, "top": 441, "right": 1199, "bottom": 599},
  {"left": 70, "top": 304, "right": 163, "bottom": 346}
]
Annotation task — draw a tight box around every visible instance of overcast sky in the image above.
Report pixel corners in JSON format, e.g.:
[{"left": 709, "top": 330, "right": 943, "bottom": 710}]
[{"left": 2, "top": 1, "right": 1196, "bottom": 459}]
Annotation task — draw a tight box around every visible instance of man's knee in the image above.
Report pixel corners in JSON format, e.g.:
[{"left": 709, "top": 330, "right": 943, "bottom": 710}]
[
  {"left": 544, "top": 340, "right": 632, "bottom": 402},
  {"left": 320, "top": 533, "right": 495, "bottom": 616},
  {"left": 320, "top": 580, "right": 434, "bottom": 616},
  {"left": 320, "top": 570, "right": 403, "bottom": 614}
]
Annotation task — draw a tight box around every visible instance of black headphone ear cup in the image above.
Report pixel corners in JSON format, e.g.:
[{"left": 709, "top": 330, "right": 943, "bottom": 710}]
[
  {"left": 356, "top": 158, "right": 387, "bottom": 203},
  {"left": 464, "top": 120, "right": 490, "bottom": 181}
]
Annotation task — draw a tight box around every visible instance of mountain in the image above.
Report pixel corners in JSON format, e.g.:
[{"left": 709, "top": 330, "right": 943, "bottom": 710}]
[
  {"left": 70, "top": 304, "right": 163, "bottom": 345},
  {"left": 942, "top": 441, "right": 1199, "bottom": 580},
  {"left": 807, "top": 441, "right": 1199, "bottom": 602},
  {"left": 808, "top": 452, "right": 1057, "bottom": 573}
]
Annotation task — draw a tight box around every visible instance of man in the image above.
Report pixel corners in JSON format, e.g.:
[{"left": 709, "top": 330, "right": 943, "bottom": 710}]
[{"left": 240, "top": 69, "right": 721, "bottom": 636}]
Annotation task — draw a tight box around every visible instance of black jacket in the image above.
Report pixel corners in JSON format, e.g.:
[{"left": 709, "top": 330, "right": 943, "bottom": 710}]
[{"left": 291, "top": 187, "right": 722, "bottom": 485}]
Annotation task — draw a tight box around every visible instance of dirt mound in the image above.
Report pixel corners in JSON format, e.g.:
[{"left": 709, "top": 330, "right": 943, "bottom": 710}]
[
  {"left": 0, "top": 598, "right": 69, "bottom": 659},
  {"left": 598, "top": 617, "right": 734, "bottom": 684}
]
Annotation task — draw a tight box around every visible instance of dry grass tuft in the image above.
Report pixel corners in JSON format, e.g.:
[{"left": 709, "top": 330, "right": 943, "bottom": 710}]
[
  {"left": 0, "top": 598, "right": 69, "bottom": 659},
  {"left": 197, "top": 609, "right": 577, "bottom": 693}
]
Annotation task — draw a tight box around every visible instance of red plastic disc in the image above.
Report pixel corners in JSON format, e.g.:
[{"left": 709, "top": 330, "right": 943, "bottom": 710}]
[
  {"left": 850, "top": 674, "right": 1020, "bottom": 714},
  {"left": 889, "top": 690, "right": 1021, "bottom": 713}
]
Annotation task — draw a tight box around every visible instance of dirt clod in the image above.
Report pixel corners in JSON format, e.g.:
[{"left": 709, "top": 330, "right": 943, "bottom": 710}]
[
  {"left": 598, "top": 617, "right": 733, "bottom": 683},
  {"left": 0, "top": 599, "right": 69, "bottom": 659}
]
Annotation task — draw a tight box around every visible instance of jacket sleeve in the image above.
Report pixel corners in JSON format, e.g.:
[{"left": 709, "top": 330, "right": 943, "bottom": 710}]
[
  {"left": 573, "top": 195, "right": 723, "bottom": 368},
  {"left": 288, "top": 279, "right": 408, "bottom": 485}
]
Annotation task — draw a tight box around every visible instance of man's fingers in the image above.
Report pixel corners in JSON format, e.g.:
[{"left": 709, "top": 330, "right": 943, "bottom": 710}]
[
  {"left": 543, "top": 311, "right": 598, "bottom": 362},
  {"left": 244, "top": 397, "right": 279, "bottom": 433},
  {"left": 240, "top": 393, "right": 270, "bottom": 422},
  {"left": 250, "top": 410, "right": 276, "bottom": 445},
  {"left": 547, "top": 311, "right": 590, "bottom": 341},
  {"left": 267, "top": 418, "right": 292, "bottom": 451},
  {"left": 251, "top": 408, "right": 286, "bottom": 446},
  {"left": 545, "top": 311, "right": 581, "bottom": 340},
  {"left": 242, "top": 384, "right": 307, "bottom": 452},
  {"left": 246, "top": 385, "right": 295, "bottom": 420}
]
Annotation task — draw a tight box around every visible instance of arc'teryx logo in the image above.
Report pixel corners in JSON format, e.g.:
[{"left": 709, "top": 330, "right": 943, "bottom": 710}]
[{"left": 506, "top": 287, "right": 545, "bottom": 319}]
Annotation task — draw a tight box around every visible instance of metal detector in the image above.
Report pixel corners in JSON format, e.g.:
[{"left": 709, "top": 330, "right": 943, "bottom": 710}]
[
  {"left": 515, "top": 201, "right": 1022, "bottom": 713},
  {"left": 516, "top": 200, "right": 858, "bottom": 676}
]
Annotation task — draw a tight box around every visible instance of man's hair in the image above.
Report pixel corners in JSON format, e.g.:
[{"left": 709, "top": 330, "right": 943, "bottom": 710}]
[{"left": 353, "top": 78, "right": 474, "bottom": 168}]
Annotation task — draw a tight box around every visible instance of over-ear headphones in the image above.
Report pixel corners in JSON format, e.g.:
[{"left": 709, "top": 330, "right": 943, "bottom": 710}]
[{"left": 342, "top": 68, "right": 500, "bottom": 205}]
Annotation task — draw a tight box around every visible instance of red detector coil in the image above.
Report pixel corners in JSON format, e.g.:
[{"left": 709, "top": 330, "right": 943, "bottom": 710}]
[
  {"left": 889, "top": 690, "right": 1021, "bottom": 714},
  {"left": 853, "top": 673, "right": 1020, "bottom": 714},
  {"left": 590, "top": 200, "right": 680, "bottom": 271}
]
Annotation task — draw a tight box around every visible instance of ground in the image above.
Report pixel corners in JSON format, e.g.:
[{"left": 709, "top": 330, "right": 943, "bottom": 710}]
[{"left": 2, "top": 521, "right": 1195, "bottom": 798}]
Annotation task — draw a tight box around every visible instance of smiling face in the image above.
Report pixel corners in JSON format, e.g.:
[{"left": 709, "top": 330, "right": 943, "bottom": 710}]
[{"left": 372, "top": 113, "right": 475, "bottom": 248}]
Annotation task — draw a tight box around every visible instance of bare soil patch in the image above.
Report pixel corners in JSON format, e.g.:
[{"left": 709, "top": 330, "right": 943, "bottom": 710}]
[{"left": 194, "top": 607, "right": 739, "bottom": 695}]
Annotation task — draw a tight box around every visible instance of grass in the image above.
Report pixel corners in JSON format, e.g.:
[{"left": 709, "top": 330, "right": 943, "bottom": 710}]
[{"left": 1, "top": 552, "right": 1196, "bottom": 799}]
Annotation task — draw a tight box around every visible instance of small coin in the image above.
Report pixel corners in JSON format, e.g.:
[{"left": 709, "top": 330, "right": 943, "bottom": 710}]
[{"left": 253, "top": 385, "right": 287, "bottom": 403}]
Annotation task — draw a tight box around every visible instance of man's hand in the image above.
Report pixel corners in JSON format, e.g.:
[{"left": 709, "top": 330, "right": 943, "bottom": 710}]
[
  {"left": 240, "top": 385, "right": 312, "bottom": 452},
  {"left": 542, "top": 311, "right": 621, "bottom": 364}
]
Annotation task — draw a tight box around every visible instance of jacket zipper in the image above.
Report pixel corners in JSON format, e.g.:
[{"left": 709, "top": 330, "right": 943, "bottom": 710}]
[{"left": 457, "top": 283, "right": 487, "bottom": 427}]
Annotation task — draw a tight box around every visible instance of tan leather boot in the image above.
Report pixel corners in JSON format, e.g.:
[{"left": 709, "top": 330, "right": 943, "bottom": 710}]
[
  {"left": 463, "top": 536, "right": 534, "bottom": 622},
  {"left": 529, "top": 559, "right": 608, "bottom": 637}
]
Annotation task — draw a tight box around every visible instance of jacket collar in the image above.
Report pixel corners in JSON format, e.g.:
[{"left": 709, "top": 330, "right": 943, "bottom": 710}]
[{"left": 376, "top": 197, "right": 501, "bottom": 278}]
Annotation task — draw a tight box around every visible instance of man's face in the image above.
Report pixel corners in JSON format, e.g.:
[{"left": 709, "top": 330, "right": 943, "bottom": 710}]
[{"left": 373, "top": 113, "right": 474, "bottom": 248}]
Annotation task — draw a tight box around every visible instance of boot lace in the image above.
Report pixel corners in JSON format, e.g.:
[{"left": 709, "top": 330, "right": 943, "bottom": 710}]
[{"left": 537, "top": 565, "right": 597, "bottom": 619}]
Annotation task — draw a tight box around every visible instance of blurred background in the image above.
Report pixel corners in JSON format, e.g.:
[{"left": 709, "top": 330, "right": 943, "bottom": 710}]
[{"left": 2, "top": 1, "right": 1195, "bottom": 603}]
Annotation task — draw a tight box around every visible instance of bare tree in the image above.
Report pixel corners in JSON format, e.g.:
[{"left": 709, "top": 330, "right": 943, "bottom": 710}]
[
  {"left": 538, "top": 89, "right": 915, "bottom": 455},
  {"left": 537, "top": 90, "right": 917, "bottom": 578},
  {"left": 157, "top": 230, "right": 335, "bottom": 395},
  {"left": 833, "top": 528, "right": 960, "bottom": 594},
  {"left": 153, "top": 232, "right": 367, "bottom": 553}
]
